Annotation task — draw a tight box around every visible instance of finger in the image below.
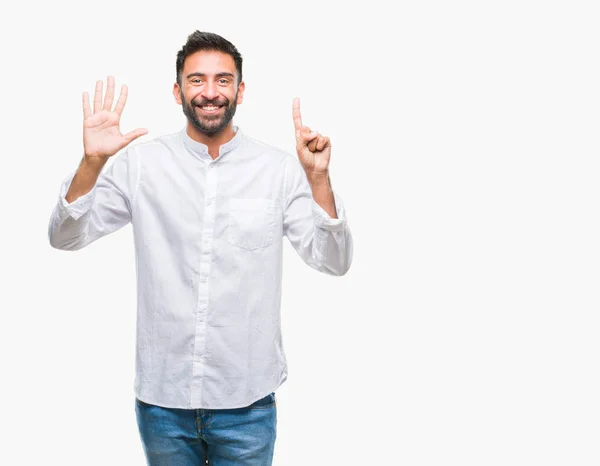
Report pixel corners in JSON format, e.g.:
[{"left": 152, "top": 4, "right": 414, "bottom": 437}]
[
  {"left": 299, "top": 126, "right": 317, "bottom": 141},
  {"left": 114, "top": 84, "right": 128, "bottom": 116},
  {"left": 93, "top": 80, "right": 103, "bottom": 114},
  {"left": 296, "top": 126, "right": 317, "bottom": 149},
  {"left": 122, "top": 128, "right": 148, "bottom": 145},
  {"left": 82, "top": 91, "right": 91, "bottom": 119},
  {"left": 103, "top": 75, "right": 115, "bottom": 111},
  {"left": 308, "top": 138, "right": 318, "bottom": 152},
  {"left": 316, "top": 135, "right": 330, "bottom": 152},
  {"left": 292, "top": 97, "right": 303, "bottom": 130}
]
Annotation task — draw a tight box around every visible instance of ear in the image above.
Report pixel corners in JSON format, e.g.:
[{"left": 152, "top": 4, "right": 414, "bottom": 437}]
[
  {"left": 236, "top": 81, "right": 245, "bottom": 105},
  {"left": 173, "top": 82, "right": 182, "bottom": 105}
]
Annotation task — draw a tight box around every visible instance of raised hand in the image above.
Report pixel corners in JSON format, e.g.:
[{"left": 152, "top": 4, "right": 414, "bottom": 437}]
[
  {"left": 82, "top": 76, "right": 147, "bottom": 160},
  {"left": 292, "top": 97, "right": 331, "bottom": 177}
]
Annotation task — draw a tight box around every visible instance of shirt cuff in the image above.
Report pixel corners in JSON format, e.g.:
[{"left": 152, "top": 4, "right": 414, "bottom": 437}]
[
  {"left": 312, "top": 191, "right": 348, "bottom": 232},
  {"left": 57, "top": 172, "right": 97, "bottom": 221}
]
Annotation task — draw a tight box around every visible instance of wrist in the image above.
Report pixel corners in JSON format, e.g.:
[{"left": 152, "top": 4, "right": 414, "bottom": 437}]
[
  {"left": 81, "top": 155, "right": 109, "bottom": 173},
  {"left": 306, "top": 170, "right": 330, "bottom": 187}
]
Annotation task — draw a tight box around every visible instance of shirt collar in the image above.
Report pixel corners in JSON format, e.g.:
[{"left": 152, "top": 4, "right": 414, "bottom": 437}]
[{"left": 181, "top": 126, "right": 243, "bottom": 162}]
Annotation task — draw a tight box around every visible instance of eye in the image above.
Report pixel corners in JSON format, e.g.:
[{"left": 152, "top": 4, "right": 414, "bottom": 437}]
[
  {"left": 191, "top": 78, "right": 203, "bottom": 84},
  {"left": 218, "top": 79, "right": 229, "bottom": 84}
]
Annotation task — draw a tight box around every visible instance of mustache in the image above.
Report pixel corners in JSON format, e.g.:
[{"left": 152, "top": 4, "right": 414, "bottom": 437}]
[{"left": 193, "top": 97, "right": 229, "bottom": 107}]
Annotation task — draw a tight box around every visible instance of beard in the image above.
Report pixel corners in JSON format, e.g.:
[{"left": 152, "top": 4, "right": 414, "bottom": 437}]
[{"left": 181, "top": 90, "right": 238, "bottom": 135}]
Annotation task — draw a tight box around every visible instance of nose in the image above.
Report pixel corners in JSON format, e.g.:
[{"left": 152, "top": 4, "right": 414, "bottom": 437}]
[{"left": 201, "top": 81, "right": 219, "bottom": 100}]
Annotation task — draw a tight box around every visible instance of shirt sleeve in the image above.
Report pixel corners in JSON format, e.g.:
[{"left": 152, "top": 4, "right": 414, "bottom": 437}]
[
  {"left": 48, "top": 149, "right": 138, "bottom": 251},
  {"left": 282, "top": 155, "right": 353, "bottom": 276}
]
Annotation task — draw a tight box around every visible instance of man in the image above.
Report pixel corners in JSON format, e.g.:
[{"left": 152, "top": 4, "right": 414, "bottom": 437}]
[{"left": 48, "top": 31, "right": 353, "bottom": 465}]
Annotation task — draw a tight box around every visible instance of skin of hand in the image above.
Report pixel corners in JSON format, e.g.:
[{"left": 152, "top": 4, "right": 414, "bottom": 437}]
[
  {"left": 82, "top": 75, "right": 148, "bottom": 161},
  {"left": 292, "top": 97, "right": 332, "bottom": 182},
  {"left": 65, "top": 76, "right": 147, "bottom": 203},
  {"left": 292, "top": 97, "right": 338, "bottom": 218}
]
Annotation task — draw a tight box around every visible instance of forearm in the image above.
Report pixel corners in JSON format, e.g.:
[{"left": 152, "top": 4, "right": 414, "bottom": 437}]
[
  {"left": 307, "top": 172, "right": 337, "bottom": 219},
  {"left": 49, "top": 152, "right": 132, "bottom": 251},
  {"left": 65, "top": 156, "right": 108, "bottom": 204},
  {"left": 283, "top": 160, "right": 353, "bottom": 275}
]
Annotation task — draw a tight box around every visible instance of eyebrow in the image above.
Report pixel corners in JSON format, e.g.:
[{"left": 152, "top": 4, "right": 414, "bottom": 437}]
[{"left": 186, "top": 72, "right": 235, "bottom": 79}]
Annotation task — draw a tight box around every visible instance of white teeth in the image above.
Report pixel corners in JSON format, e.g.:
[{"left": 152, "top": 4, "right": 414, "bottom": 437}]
[{"left": 201, "top": 105, "right": 219, "bottom": 110}]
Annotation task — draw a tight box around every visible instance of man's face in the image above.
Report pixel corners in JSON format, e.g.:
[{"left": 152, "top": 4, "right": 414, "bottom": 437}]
[{"left": 174, "top": 50, "right": 244, "bottom": 135}]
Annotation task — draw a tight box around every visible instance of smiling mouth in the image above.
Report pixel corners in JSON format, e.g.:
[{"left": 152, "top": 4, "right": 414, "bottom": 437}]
[{"left": 196, "top": 105, "right": 224, "bottom": 114}]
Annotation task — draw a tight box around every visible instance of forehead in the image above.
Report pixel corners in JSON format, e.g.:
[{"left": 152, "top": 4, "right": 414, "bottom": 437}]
[{"left": 183, "top": 50, "right": 237, "bottom": 76}]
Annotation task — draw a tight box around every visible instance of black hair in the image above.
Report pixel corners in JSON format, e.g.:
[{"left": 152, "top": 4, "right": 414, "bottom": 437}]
[{"left": 176, "top": 31, "right": 243, "bottom": 86}]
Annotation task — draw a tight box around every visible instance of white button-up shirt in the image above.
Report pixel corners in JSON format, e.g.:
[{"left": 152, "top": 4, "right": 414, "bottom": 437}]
[{"left": 48, "top": 127, "right": 353, "bottom": 409}]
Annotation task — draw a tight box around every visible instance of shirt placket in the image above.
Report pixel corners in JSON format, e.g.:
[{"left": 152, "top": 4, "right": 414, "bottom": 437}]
[{"left": 191, "top": 160, "right": 218, "bottom": 406}]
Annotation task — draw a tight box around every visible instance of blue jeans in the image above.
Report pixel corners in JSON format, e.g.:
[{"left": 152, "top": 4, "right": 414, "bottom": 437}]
[{"left": 135, "top": 393, "right": 277, "bottom": 465}]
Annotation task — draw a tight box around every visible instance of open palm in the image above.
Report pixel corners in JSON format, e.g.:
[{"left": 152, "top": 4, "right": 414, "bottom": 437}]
[{"left": 82, "top": 76, "right": 147, "bottom": 159}]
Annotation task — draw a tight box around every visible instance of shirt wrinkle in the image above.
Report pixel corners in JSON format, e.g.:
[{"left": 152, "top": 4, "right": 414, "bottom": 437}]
[{"left": 48, "top": 126, "right": 353, "bottom": 409}]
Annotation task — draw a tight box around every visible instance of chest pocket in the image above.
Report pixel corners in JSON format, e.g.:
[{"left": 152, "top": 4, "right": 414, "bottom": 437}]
[{"left": 227, "top": 198, "right": 276, "bottom": 250}]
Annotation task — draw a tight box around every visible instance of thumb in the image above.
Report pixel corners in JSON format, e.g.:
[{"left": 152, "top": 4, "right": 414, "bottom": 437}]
[
  {"left": 295, "top": 126, "right": 317, "bottom": 150},
  {"left": 122, "top": 128, "right": 148, "bottom": 145}
]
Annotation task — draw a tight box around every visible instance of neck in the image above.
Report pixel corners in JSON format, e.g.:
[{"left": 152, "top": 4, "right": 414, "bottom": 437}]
[{"left": 186, "top": 122, "right": 236, "bottom": 160}]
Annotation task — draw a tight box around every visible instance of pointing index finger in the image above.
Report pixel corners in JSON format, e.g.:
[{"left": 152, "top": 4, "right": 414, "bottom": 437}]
[{"left": 292, "top": 97, "right": 303, "bottom": 130}]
